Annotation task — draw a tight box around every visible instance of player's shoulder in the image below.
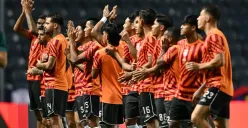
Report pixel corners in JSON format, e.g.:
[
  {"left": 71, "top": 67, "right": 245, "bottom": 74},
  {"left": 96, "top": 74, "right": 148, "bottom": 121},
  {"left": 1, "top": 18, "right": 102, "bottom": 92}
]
[
  {"left": 177, "top": 38, "right": 187, "bottom": 45},
  {"left": 206, "top": 28, "right": 226, "bottom": 42},
  {"left": 53, "top": 34, "right": 67, "bottom": 44}
]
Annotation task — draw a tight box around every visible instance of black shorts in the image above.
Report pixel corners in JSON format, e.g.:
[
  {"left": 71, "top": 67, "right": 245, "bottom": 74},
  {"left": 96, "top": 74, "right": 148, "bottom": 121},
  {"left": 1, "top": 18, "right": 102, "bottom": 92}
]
[
  {"left": 75, "top": 95, "right": 100, "bottom": 121},
  {"left": 164, "top": 100, "right": 172, "bottom": 122},
  {"left": 125, "top": 92, "right": 140, "bottom": 119},
  {"left": 170, "top": 97, "right": 194, "bottom": 121},
  {"left": 155, "top": 98, "right": 168, "bottom": 127},
  {"left": 99, "top": 102, "right": 124, "bottom": 125},
  {"left": 198, "top": 87, "right": 232, "bottom": 119},
  {"left": 140, "top": 92, "right": 157, "bottom": 123},
  {"left": 122, "top": 95, "right": 128, "bottom": 119},
  {"left": 28, "top": 80, "right": 41, "bottom": 110},
  {"left": 45, "top": 89, "right": 68, "bottom": 117},
  {"left": 66, "top": 101, "right": 75, "bottom": 112},
  {"left": 41, "top": 97, "right": 48, "bottom": 118}
]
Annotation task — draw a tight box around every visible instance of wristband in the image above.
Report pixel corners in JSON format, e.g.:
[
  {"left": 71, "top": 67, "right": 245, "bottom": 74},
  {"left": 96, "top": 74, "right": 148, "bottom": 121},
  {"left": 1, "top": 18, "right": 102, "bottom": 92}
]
[{"left": 100, "top": 17, "right": 107, "bottom": 23}]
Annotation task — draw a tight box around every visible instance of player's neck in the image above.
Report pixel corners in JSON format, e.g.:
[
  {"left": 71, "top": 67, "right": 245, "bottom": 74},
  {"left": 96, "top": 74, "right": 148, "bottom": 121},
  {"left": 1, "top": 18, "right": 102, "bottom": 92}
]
[
  {"left": 143, "top": 25, "right": 152, "bottom": 35},
  {"left": 84, "top": 37, "right": 93, "bottom": 43},
  {"left": 204, "top": 22, "right": 218, "bottom": 35},
  {"left": 129, "top": 31, "right": 136, "bottom": 37},
  {"left": 51, "top": 29, "right": 61, "bottom": 38},
  {"left": 186, "top": 32, "right": 198, "bottom": 44}
]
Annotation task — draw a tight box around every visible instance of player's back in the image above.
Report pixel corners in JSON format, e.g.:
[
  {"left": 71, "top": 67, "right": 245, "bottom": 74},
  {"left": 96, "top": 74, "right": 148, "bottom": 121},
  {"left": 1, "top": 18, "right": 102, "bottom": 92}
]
[
  {"left": 96, "top": 48, "right": 122, "bottom": 104},
  {"left": 203, "top": 28, "right": 233, "bottom": 96}
]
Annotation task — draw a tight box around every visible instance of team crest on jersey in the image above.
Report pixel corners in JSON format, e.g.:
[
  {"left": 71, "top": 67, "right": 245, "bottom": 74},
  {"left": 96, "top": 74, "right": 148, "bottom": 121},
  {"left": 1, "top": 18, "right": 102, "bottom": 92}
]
[
  {"left": 182, "top": 49, "right": 189, "bottom": 62},
  {"left": 136, "top": 43, "right": 141, "bottom": 52}
]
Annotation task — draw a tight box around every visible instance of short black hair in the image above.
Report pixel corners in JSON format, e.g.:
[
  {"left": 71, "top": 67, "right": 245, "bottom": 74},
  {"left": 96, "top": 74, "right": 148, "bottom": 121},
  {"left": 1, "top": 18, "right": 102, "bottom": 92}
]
[
  {"left": 139, "top": 9, "right": 156, "bottom": 25},
  {"left": 156, "top": 14, "right": 173, "bottom": 29},
  {"left": 182, "top": 15, "right": 201, "bottom": 33},
  {"left": 86, "top": 18, "right": 98, "bottom": 26},
  {"left": 38, "top": 25, "right": 45, "bottom": 31},
  {"left": 38, "top": 14, "right": 47, "bottom": 20},
  {"left": 166, "top": 27, "right": 181, "bottom": 42},
  {"left": 202, "top": 4, "right": 221, "bottom": 21},
  {"left": 78, "top": 20, "right": 86, "bottom": 30},
  {"left": 103, "top": 23, "right": 121, "bottom": 47},
  {"left": 47, "top": 13, "right": 64, "bottom": 26},
  {"left": 128, "top": 10, "right": 139, "bottom": 23}
]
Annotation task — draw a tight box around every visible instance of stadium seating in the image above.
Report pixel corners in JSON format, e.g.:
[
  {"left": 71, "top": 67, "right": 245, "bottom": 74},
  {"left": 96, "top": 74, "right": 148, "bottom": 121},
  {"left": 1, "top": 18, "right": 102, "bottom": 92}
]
[{"left": 4, "top": 0, "right": 247, "bottom": 91}]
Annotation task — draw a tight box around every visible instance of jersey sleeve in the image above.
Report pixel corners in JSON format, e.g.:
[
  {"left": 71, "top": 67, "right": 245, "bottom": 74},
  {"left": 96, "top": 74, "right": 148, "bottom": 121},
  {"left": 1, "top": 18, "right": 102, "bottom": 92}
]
[
  {"left": 163, "top": 46, "right": 178, "bottom": 64},
  {"left": 0, "top": 32, "right": 7, "bottom": 51},
  {"left": 92, "top": 51, "right": 101, "bottom": 69},
  {"left": 48, "top": 39, "right": 62, "bottom": 57},
  {"left": 208, "top": 34, "right": 225, "bottom": 55},
  {"left": 85, "top": 43, "right": 101, "bottom": 60}
]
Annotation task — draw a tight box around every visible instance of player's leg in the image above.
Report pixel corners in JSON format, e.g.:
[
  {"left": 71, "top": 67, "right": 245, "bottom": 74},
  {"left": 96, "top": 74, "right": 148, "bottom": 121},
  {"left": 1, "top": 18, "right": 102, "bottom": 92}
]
[
  {"left": 169, "top": 98, "right": 191, "bottom": 128},
  {"left": 125, "top": 92, "right": 140, "bottom": 128},
  {"left": 99, "top": 103, "right": 124, "bottom": 128},
  {"left": 46, "top": 89, "right": 68, "bottom": 127},
  {"left": 155, "top": 98, "right": 168, "bottom": 128},
  {"left": 84, "top": 95, "right": 100, "bottom": 127},
  {"left": 75, "top": 96, "right": 87, "bottom": 127},
  {"left": 66, "top": 101, "right": 76, "bottom": 128},
  {"left": 192, "top": 87, "right": 231, "bottom": 128},
  {"left": 164, "top": 100, "right": 172, "bottom": 126},
  {"left": 139, "top": 92, "right": 158, "bottom": 128},
  {"left": 74, "top": 110, "right": 84, "bottom": 128},
  {"left": 28, "top": 80, "right": 45, "bottom": 128}
]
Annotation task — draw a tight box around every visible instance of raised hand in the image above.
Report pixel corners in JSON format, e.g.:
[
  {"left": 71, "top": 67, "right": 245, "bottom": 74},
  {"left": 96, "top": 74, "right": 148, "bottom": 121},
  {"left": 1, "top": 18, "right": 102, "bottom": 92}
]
[
  {"left": 109, "top": 5, "right": 118, "bottom": 22},
  {"left": 67, "top": 20, "right": 76, "bottom": 42},
  {"left": 103, "top": 5, "right": 114, "bottom": 18},
  {"left": 161, "top": 36, "right": 169, "bottom": 52},
  {"left": 21, "top": 0, "right": 34, "bottom": 13},
  {"left": 120, "top": 30, "right": 130, "bottom": 42}
]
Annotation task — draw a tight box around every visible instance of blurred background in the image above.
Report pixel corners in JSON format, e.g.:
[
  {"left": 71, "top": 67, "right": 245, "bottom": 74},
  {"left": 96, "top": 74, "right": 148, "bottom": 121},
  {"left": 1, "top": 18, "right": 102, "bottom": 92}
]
[{"left": 0, "top": 0, "right": 247, "bottom": 127}]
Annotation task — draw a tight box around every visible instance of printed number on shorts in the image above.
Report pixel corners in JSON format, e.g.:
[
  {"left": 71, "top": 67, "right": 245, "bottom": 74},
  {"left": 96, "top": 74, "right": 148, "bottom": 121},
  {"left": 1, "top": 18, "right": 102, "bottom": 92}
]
[
  {"left": 203, "top": 91, "right": 214, "bottom": 99},
  {"left": 142, "top": 106, "right": 151, "bottom": 114},
  {"left": 159, "top": 113, "right": 167, "bottom": 121},
  {"left": 99, "top": 110, "right": 102, "bottom": 117},
  {"left": 84, "top": 102, "right": 89, "bottom": 109}
]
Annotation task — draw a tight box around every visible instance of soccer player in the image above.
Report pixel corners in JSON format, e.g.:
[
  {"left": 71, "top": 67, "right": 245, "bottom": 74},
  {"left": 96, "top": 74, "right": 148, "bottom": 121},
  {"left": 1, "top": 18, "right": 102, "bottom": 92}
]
[
  {"left": 150, "top": 14, "right": 173, "bottom": 127},
  {"left": 132, "top": 27, "right": 181, "bottom": 128},
  {"left": 36, "top": 13, "right": 68, "bottom": 128},
  {"left": 187, "top": 4, "right": 233, "bottom": 128},
  {"left": 27, "top": 27, "right": 51, "bottom": 127},
  {"left": 105, "top": 9, "right": 158, "bottom": 128},
  {"left": 0, "top": 31, "right": 7, "bottom": 68},
  {"left": 13, "top": 0, "right": 47, "bottom": 127},
  {"left": 92, "top": 23, "right": 123, "bottom": 128},
  {"left": 68, "top": 18, "right": 101, "bottom": 128},
  {"left": 67, "top": 21, "right": 87, "bottom": 128}
]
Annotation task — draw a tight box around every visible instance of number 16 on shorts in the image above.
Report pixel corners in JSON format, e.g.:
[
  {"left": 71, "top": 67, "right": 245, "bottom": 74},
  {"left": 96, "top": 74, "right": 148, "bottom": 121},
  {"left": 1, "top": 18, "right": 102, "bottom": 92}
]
[{"left": 142, "top": 106, "right": 151, "bottom": 114}]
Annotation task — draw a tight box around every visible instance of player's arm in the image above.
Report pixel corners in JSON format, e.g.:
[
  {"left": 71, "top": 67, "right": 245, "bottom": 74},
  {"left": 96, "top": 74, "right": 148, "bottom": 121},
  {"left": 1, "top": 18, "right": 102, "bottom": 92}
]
[
  {"left": 186, "top": 35, "right": 225, "bottom": 71},
  {"left": 91, "top": 51, "right": 101, "bottom": 79},
  {"left": 67, "top": 21, "right": 84, "bottom": 64},
  {"left": 132, "top": 46, "right": 177, "bottom": 81},
  {"left": 23, "top": 0, "right": 37, "bottom": 34},
  {"left": 75, "top": 64, "right": 84, "bottom": 72},
  {"left": 13, "top": 7, "right": 30, "bottom": 38},
  {"left": 197, "top": 53, "right": 224, "bottom": 70},
  {"left": 105, "top": 48, "right": 134, "bottom": 71},
  {"left": 91, "top": 5, "right": 116, "bottom": 46},
  {"left": 36, "top": 56, "right": 56, "bottom": 70},
  {"left": 0, "top": 32, "right": 7, "bottom": 68},
  {"left": 27, "top": 66, "right": 43, "bottom": 75},
  {"left": 120, "top": 31, "right": 137, "bottom": 60}
]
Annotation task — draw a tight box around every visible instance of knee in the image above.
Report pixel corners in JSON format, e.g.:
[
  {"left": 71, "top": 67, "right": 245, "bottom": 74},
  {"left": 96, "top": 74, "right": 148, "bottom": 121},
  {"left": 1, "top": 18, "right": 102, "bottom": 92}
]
[
  {"left": 191, "top": 114, "right": 202, "bottom": 126},
  {"left": 169, "top": 121, "right": 180, "bottom": 128},
  {"left": 125, "top": 118, "right": 137, "bottom": 126},
  {"left": 34, "top": 110, "right": 42, "bottom": 122}
]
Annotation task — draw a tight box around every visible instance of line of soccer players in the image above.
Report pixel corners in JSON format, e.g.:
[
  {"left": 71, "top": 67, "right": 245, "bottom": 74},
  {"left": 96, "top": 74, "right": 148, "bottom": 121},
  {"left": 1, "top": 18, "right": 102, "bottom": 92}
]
[{"left": 13, "top": 0, "right": 233, "bottom": 128}]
